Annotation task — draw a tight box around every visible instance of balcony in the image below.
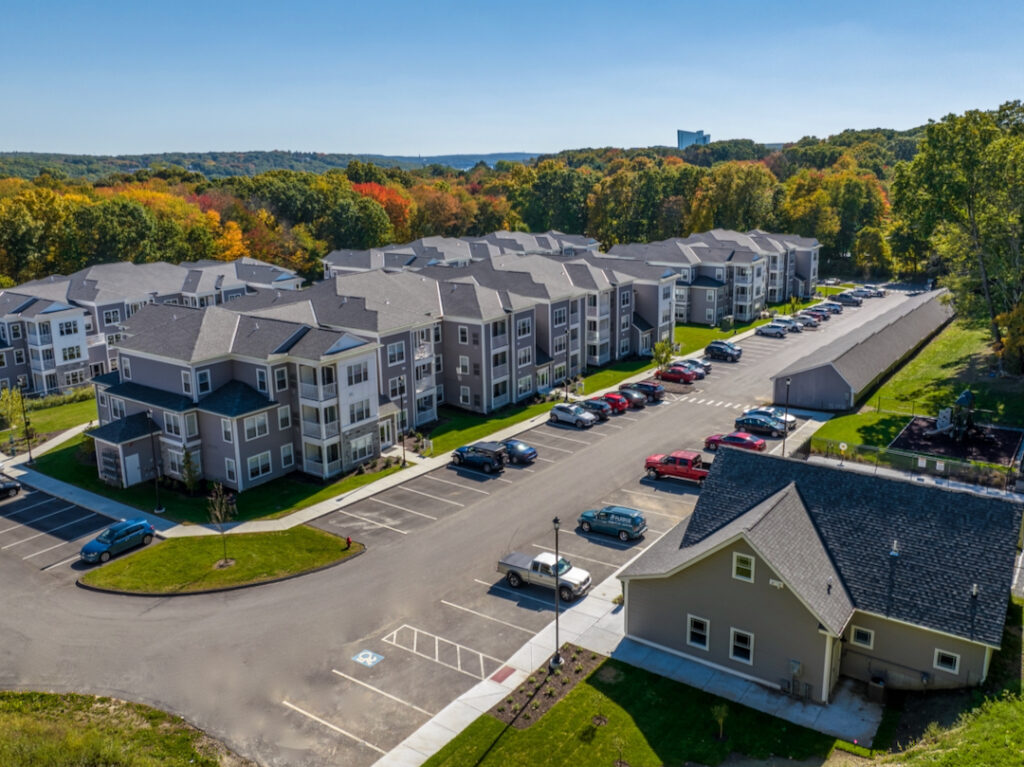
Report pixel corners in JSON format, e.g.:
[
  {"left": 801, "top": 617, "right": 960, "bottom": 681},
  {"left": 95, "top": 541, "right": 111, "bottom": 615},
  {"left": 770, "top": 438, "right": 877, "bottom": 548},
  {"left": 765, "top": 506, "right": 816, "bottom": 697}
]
[
  {"left": 300, "top": 382, "right": 337, "bottom": 401},
  {"left": 492, "top": 394, "right": 509, "bottom": 409},
  {"left": 414, "top": 343, "right": 432, "bottom": 360},
  {"left": 733, "top": 274, "right": 753, "bottom": 286},
  {"left": 30, "top": 356, "right": 55, "bottom": 372},
  {"left": 27, "top": 332, "right": 53, "bottom": 348},
  {"left": 414, "top": 374, "right": 434, "bottom": 394},
  {"left": 326, "top": 459, "right": 342, "bottom": 476},
  {"left": 491, "top": 363, "right": 509, "bottom": 380},
  {"left": 302, "top": 419, "right": 340, "bottom": 439},
  {"left": 490, "top": 333, "right": 508, "bottom": 351},
  {"left": 586, "top": 331, "right": 600, "bottom": 344}
]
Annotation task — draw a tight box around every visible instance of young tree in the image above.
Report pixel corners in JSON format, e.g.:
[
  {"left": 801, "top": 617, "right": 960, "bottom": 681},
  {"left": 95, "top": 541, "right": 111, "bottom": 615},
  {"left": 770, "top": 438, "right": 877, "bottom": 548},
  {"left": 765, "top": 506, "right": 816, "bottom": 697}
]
[
  {"left": 652, "top": 339, "right": 674, "bottom": 370},
  {"left": 181, "top": 449, "right": 199, "bottom": 494},
  {"left": 207, "top": 483, "right": 237, "bottom": 566},
  {"left": 0, "top": 387, "right": 24, "bottom": 434}
]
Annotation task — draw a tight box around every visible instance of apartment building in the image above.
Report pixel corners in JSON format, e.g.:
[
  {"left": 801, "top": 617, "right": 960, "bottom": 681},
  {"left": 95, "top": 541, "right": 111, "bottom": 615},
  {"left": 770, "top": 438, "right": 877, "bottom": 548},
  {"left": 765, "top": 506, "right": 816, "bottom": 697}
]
[
  {"left": 0, "top": 291, "right": 90, "bottom": 394},
  {"left": 88, "top": 304, "right": 379, "bottom": 491}
]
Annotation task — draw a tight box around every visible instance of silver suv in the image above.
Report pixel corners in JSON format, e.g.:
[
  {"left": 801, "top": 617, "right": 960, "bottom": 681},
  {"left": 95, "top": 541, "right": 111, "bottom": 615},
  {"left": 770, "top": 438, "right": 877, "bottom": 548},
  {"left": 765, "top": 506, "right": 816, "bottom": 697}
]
[
  {"left": 549, "top": 403, "right": 598, "bottom": 428},
  {"left": 770, "top": 316, "right": 803, "bottom": 333}
]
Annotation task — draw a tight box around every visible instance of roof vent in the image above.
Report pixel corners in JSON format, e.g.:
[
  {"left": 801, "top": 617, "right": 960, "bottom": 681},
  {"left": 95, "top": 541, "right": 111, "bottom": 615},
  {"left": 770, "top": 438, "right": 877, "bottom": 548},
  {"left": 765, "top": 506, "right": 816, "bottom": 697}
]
[
  {"left": 890, "top": 539, "right": 899, "bottom": 558},
  {"left": 972, "top": 583, "right": 979, "bottom": 599},
  {"left": 827, "top": 576, "right": 833, "bottom": 595}
]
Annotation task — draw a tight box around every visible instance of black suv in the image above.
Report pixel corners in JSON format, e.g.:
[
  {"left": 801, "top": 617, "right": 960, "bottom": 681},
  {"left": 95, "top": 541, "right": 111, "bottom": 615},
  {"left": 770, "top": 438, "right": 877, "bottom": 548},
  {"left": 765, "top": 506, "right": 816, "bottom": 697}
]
[
  {"left": 619, "top": 380, "right": 665, "bottom": 402},
  {"left": 704, "top": 340, "right": 742, "bottom": 362},
  {"left": 451, "top": 441, "right": 508, "bottom": 473},
  {"left": 834, "top": 292, "right": 863, "bottom": 306}
]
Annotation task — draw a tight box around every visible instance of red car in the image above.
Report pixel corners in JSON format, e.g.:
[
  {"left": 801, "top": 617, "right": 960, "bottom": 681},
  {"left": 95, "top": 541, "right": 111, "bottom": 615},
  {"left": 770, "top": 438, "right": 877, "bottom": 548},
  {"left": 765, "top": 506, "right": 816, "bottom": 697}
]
[
  {"left": 601, "top": 392, "right": 630, "bottom": 413},
  {"left": 654, "top": 366, "right": 697, "bottom": 383},
  {"left": 704, "top": 431, "right": 766, "bottom": 452}
]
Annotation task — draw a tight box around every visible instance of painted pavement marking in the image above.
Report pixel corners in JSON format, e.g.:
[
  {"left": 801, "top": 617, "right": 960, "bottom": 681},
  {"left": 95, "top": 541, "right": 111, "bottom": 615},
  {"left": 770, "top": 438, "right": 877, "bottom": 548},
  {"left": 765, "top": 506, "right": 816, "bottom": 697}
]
[
  {"left": 440, "top": 600, "right": 535, "bottom": 634},
  {"left": 281, "top": 701, "right": 386, "bottom": 755},
  {"left": 382, "top": 624, "right": 502, "bottom": 681},
  {"left": 331, "top": 669, "right": 434, "bottom": 717},
  {"left": 367, "top": 497, "right": 437, "bottom": 520}
]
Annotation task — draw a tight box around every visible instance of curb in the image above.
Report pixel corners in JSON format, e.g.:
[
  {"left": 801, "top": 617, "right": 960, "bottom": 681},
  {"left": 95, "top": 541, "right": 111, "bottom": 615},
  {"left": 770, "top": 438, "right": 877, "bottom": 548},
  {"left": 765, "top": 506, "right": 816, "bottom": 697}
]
[{"left": 74, "top": 542, "right": 367, "bottom": 598}]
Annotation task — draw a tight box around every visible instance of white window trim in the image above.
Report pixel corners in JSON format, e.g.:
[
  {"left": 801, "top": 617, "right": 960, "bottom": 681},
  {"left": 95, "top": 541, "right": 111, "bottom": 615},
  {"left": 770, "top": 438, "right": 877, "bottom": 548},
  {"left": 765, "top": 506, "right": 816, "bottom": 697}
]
[
  {"left": 224, "top": 457, "right": 236, "bottom": 483},
  {"left": 196, "top": 369, "right": 211, "bottom": 395},
  {"left": 458, "top": 325, "right": 469, "bottom": 344},
  {"left": 459, "top": 386, "right": 470, "bottom": 405},
  {"left": 730, "top": 628, "right": 754, "bottom": 665},
  {"left": 256, "top": 368, "right": 268, "bottom": 393},
  {"left": 244, "top": 413, "right": 269, "bottom": 441},
  {"left": 280, "top": 443, "right": 294, "bottom": 468},
  {"left": 247, "top": 451, "right": 272, "bottom": 480},
  {"left": 933, "top": 648, "right": 961, "bottom": 675},
  {"left": 850, "top": 625, "right": 874, "bottom": 650},
  {"left": 732, "top": 552, "right": 755, "bottom": 583},
  {"left": 278, "top": 405, "right": 291, "bottom": 430},
  {"left": 275, "top": 366, "right": 288, "bottom": 392},
  {"left": 221, "top": 418, "right": 233, "bottom": 443},
  {"left": 181, "top": 370, "right": 192, "bottom": 395},
  {"left": 121, "top": 357, "right": 132, "bottom": 380},
  {"left": 687, "top": 614, "right": 710, "bottom": 651}
]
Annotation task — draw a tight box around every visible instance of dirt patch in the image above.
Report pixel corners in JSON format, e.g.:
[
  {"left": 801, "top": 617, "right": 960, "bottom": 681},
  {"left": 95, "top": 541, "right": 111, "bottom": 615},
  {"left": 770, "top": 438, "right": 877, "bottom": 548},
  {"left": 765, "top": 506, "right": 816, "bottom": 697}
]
[
  {"left": 488, "top": 644, "right": 605, "bottom": 729},
  {"left": 888, "top": 417, "right": 1022, "bottom": 466}
]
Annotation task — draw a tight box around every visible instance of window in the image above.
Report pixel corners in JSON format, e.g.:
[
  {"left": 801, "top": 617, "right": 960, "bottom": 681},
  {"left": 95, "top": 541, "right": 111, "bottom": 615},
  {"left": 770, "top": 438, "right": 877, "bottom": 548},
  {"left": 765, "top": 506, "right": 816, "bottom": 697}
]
[
  {"left": 247, "top": 451, "right": 272, "bottom": 480},
  {"left": 185, "top": 412, "right": 198, "bottom": 438},
  {"left": 256, "top": 368, "right": 268, "bottom": 393},
  {"left": 418, "top": 327, "right": 431, "bottom": 344},
  {"left": 621, "top": 316, "right": 630, "bottom": 332},
  {"left": 435, "top": 384, "right": 444, "bottom": 402},
  {"left": 621, "top": 291, "right": 631, "bottom": 307},
  {"left": 278, "top": 405, "right": 291, "bottom": 429},
  {"left": 434, "top": 354, "right": 443, "bottom": 374},
  {"left": 661, "top": 308, "right": 671, "bottom": 324},
  {"left": 730, "top": 629, "right": 754, "bottom": 664},
  {"left": 347, "top": 361, "right": 368, "bottom": 386},
  {"left": 280, "top": 443, "right": 294, "bottom": 468},
  {"left": 221, "top": 418, "right": 232, "bottom": 443},
  {"left": 706, "top": 290, "right": 715, "bottom": 302},
  {"left": 472, "top": 362, "right": 480, "bottom": 376},
  {"left": 458, "top": 326, "right": 469, "bottom": 344},
  {"left": 10, "top": 324, "right": 21, "bottom": 340},
  {"left": 460, "top": 386, "right": 470, "bottom": 405},
  {"left": 103, "top": 309, "right": 121, "bottom": 325},
  {"left": 416, "top": 394, "right": 433, "bottom": 413},
  {"left": 0, "top": 353, "right": 5, "bottom": 368},
  {"left": 167, "top": 450, "right": 183, "bottom": 477},
  {"left": 14, "top": 349, "right": 24, "bottom": 365},
  {"left": 851, "top": 626, "right": 874, "bottom": 650},
  {"left": 433, "top": 325, "right": 442, "bottom": 343},
  {"left": 492, "top": 350, "right": 507, "bottom": 368},
  {"left": 275, "top": 366, "right": 288, "bottom": 391},
  {"left": 553, "top": 334, "right": 567, "bottom": 354},
  {"left": 164, "top": 412, "right": 182, "bottom": 437},
  {"left": 349, "top": 398, "right": 371, "bottom": 423},
  {"left": 662, "top": 285, "right": 671, "bottom": 300},
  {"left": 106, "top": 333, "right": 122, "bottom": 346},
  {"left": 471, "top": 332, "right": 479, "bottom": 345},
  {"left": 387, "top": 341, "right": 405, "bottom": 365},
  {"left": 517, "top": 346, "right": 532, "bottom": 367},
  {"left": 244, "top": 413, "right": 269, "bottom": 441},
  {"left": 705, "top": 308, "right": 714, "bottom": 322},
  {"left": 415, "top": 361, "right": 432, "bottom": 381},
  {"left": 492, "top": 379, "right": 508, "bottom": 398},
  {"left": 688, "top": 616, "right": 709, "bottom": 650},
  {"left": 553, "top": 307, "right": 567, "bottom": 326},
  {"left": 620, "top": 338, "right": 630, "bottom": 355},
  {"left": 98, "top": 393, "right": 107, "bottom": 407},
  {"left": 196, "top": 370, "right": 211, "bottom": 394},
  {"left": 517, "top": 375, "right": 532, "bottom": 396},
  {"left": 587, "top": 294, "right": 597, "bottom": 308},
  {"left": 458, "top": 356, "right": 469, "bottom": 375},
  {"left": 182, "top": 371, "right": 192, "bottom": 395},
  {"left": 351, "top": 433, "right": 374, "bottom": 461},
  {"left": 934, "top": 649, "right": 960, "bottom": 674},
  {"left": 732, "top": 553, "right": 755, "bottom": 582},
  {"left": 65, "top": 370, "right": 85, "bottom": 386},
  {"left": 58, "top": 320, "right": 78, "bottom": 336},
  {"left": 388, "top": 375, "right": 406, "bottom": 399},
  {"left": 516, "top": 317, "right": 532, "bottom": 338},
  {"left": 554, "top": 363, "right": 566, "bottom": 381},
  {"left": 111, "top": 398, "right": 125, "bottom": 420},
  {"left": 61, "top": 345, "right": 82, "bottom": 362},
  {"left": 492, "top": 319, "right": 507, "bottom": 337}
]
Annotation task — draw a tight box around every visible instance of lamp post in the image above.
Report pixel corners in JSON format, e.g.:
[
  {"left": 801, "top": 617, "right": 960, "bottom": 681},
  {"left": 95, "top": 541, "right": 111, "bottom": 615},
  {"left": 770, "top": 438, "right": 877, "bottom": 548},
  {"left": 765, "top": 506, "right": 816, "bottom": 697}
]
[
  {"left": 147, "top": 409, "right": 164, "bottom": 514},
  {"left": 550, "top": 516, "right": 564, "bottom": 671},
  {"left": 18, "top": 383, "right": 33, "bottom": 465},
  {"left": 400, "top": 384, "right": 407, "bottom": 467},
  {"left": 563, "top": 326, "right": 571, "bottom": 402},
  {"left": 782, "top": 377, "right": 792, "bottom": 457}
]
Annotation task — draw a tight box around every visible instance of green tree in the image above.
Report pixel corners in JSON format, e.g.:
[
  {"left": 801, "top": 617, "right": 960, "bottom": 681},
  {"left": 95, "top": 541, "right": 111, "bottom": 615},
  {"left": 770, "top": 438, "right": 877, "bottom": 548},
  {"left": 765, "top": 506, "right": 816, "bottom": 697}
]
[
  {"left": 0, "top": 387, "right": 24, "bottom": 434},
  {"left": 652, "top": 339, "right": 674, "bottom": 370},
  {"left": 207, "top": 483, "right": 237, "bottom": 566},
  {"left": 316, "top": 195, "right": 392, "bottom": 250},
  {"left": 852, "top": 226, "right": 892, "bottom": 277},
  {"left": 181, "top": 449, "right": 199, "bottom": 494}
]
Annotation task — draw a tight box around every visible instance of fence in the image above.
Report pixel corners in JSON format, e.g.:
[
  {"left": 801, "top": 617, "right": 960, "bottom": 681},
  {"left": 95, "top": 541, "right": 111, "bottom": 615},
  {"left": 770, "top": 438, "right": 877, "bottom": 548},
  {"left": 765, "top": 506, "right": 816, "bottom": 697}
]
[{"left": 808, "top": 437, "right": 1019, "bottom": 491}]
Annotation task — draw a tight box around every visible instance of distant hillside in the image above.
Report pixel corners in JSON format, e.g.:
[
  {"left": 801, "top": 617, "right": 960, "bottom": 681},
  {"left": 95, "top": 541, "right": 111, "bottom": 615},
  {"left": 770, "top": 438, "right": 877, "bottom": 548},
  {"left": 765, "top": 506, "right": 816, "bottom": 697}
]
[{"left": 0, "top": 150, "right": 539, "bottom": 180}]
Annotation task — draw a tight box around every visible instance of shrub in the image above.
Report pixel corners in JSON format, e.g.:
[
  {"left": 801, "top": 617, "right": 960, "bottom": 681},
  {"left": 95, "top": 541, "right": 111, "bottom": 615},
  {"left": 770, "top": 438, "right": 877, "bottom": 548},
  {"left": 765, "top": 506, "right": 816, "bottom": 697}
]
[{"left": 27, "top": 387, "right": 96, "bottom": 410}]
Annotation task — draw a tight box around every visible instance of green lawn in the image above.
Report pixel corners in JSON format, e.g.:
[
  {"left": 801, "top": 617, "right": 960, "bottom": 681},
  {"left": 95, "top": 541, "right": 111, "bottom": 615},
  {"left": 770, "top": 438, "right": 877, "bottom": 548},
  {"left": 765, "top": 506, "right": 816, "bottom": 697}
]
[
  {"left": 427, "top": 401, "right": 556, "bottom": 454},
  {"left": 579, "top": 358, "right": 655, "bottom": 393},
  {"left": 0, "top": 691, "right": 234, "bottom": 766},
  {"left": 817, "top": 283, "right": 857, "bottom": 297},
  {"left": 80, "top": 525, "right": 362, "bottom": 593},
  {"left": 811, "top": 411, "right": 911, "bottom": 449},
  {"left": 32, "top": 434, "right": 404, "bottom": 524},
  {"left": 425, "top": 659, "right": 835, "bottom": 767},
  {"left": 0, "top": 398, "right": 98, "bottom": 449}
]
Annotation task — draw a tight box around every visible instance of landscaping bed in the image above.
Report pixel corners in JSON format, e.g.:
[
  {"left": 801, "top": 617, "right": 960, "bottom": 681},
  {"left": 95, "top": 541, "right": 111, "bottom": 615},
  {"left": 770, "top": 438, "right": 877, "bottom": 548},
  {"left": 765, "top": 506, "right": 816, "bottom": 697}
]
[
  {"left": 79, "top": 526, "right": 363, "bottom": 594},
  {"left": 888, "top": 417, "right": 1022, "bottom": 466},
  {"left": 490, "top": 644, "right": 604, "bottom": 728}
]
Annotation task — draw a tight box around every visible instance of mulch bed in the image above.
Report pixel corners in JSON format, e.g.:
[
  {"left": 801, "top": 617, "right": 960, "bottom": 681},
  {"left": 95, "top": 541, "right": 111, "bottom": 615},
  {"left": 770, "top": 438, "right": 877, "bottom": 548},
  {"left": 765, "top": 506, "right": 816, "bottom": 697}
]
[
  {"left": 888, "top": 417, "right": 1022, "bottom": 466},
  {"left": 488, "top": 644, "right": 605, "bottom": 729}
]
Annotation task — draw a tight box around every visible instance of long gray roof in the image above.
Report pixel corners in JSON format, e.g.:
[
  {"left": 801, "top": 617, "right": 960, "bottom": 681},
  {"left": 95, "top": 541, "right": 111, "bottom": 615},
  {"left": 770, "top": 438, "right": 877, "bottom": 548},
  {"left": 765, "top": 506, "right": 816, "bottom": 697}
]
[{"left": 622, "top": 449, "right": 1022, "bottom": 646}]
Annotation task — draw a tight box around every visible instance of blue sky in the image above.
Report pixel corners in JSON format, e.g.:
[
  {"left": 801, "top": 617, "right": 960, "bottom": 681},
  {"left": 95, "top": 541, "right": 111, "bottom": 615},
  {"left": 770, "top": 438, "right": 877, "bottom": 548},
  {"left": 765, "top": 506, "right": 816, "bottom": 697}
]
[{"left": 2, "top": 0, "right": 1021, "bottom": 155}]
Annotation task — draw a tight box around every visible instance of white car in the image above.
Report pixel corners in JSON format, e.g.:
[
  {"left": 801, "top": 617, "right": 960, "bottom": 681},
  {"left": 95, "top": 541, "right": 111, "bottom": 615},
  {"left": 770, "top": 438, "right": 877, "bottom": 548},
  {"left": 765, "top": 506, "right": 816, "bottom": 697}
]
[
  {"left": 756, "top": 323, "right": 788, "bottom": 338},
  {"left": 863, "top": 284, "right": 887, "bottom": 297},
  {"left": 770, "top": 316, "right": 803, "bottom": 333},
  {"left": 549, "top": 403, "right": 598, "bottom": 428},
  {"left": 795, "top": 314, "right": 819, "bottom": 329}
]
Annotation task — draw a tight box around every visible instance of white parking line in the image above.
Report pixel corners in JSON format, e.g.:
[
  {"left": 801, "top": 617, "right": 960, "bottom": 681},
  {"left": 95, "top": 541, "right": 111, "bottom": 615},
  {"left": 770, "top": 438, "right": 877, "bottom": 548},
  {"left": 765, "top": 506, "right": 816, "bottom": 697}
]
[
  {"left": 1, "top": 508, "right": 83, "bottom": 549},
  {"left": 523, "top": 439, "right": 573, "bottom": 454},
  {"left": 396, "top": 486, "right": 464, "bottom": 507},
  {"left": 383, "top": 624, "right": 503, "bottom": 681},
  {"left": 367, "top": 497, "right": 437, "bottom": 521},
  {"left": 603, "top": 423, "right": 624, "bottom": 429},
  {"left": 331, "top": 669, "right": 434, "bottom": 717},
  {"left": 724, "top": 402, "right": 733, "bottom": 408},
  {"left": 540, "top": 432, "right": 591, "bottom": 446},
  {"left": 43, "top": 554, "right": 83, "bottom": 571},
  {"left": 535, "top": 456, "right": 556, "bottom": 463},
  {"left": 281, "top": 701, "right": 386, "bottom": 755},
  {"left": 451, "top": 466, "right": 515, "bottom": 483},
  {"left": 697, "top": 399, "right": 707, "bottom": 404},
  {"left": 421, "top": 475, "right": 490, "bottom": 495},
  {"left": 473, "top": 578, "right": 566, "bottom": 610},
  {"left": 530, "top": 543, "right": 619, "bottom": 568},
  {"left": 23, "top": 528, "right": 103, "bottom": 560},
  {"left": 715, "top": 401, "right": 725, "bottom": 406},
  {"left": 440, "top": 600, "right": 535, "bottom": 634},
  {"left": 332, "top": 509, "right": 408, "bottom": 535}
]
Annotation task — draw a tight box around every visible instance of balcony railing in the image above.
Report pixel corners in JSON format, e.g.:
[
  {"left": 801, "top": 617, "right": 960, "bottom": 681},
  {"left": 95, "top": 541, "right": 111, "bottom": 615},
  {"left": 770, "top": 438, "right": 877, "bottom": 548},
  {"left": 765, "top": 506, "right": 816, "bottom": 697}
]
[
  {"left": 414, "top": 343, "right": 432, "bottom": 360},
  {"left": 491, "top": 333, "right": 508, "bottom": 350},
  {"left": 299, "top": 382, "right": 337, "bottom": 401},
  {"left": 492, "top": 394, "right": 509, "bottom": 409},
  {"left": 27, "top": 332, "right": 53, "bottom": 347},
  {"left": 30, "top": 356, "right": 56, "bottom": 372},
  {"left": 414, "top": 375, "right": 434, "bottom": 394},
  {"left": 302, "top": 419, "right": 340, "bottom": 439},
  {"left": 326, "top": 459, "right": 342, "bottom": 476}
]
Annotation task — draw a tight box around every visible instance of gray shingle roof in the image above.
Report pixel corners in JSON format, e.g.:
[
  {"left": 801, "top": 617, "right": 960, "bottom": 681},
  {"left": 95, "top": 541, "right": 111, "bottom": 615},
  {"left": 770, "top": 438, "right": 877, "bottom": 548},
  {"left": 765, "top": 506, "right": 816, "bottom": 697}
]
[
  {"left": 101, "top": 380, "right": 195, "bottom": 412},
  {"left": 87, "top": 412, "right": 161, "bottom": 445},
  {"left": 623, "top": 449, "right": 1022, "bottom": 646},
  {"left": 198, "top": 380, "right": 273, "bottom": 417}
]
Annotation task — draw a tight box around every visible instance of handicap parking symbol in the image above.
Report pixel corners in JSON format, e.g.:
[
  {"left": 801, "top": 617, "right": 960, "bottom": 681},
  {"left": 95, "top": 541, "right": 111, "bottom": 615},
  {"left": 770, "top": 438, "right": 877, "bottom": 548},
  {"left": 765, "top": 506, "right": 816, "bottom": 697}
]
[{"left": 352, "top": 649, "right": 383, "bottom": 668}]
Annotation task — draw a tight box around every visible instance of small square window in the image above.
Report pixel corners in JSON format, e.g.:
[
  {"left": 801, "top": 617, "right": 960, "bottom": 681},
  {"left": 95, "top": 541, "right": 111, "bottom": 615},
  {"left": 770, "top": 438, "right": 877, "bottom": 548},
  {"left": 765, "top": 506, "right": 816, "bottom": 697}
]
[
  {"left": 851, "top": 626, "right": 874, "bottom": 650},
  {"left": 732, "top": 552, "right": 755, "bottom": 582},
  {"left": 933, "top": 649, "right": 960, "bottom": 674}
]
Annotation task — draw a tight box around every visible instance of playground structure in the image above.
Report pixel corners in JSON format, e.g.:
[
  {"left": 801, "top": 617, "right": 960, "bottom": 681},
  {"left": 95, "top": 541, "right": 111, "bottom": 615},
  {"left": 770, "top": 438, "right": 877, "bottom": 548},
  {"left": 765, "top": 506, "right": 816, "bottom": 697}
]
[{"left": 926, "top": 389, "right": 977, "bottom": 442}]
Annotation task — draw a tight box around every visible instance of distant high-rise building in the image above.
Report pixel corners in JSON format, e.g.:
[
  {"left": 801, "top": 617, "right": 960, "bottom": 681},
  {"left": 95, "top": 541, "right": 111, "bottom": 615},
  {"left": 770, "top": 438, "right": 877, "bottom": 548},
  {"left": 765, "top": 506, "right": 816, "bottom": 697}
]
[{"left": 677, "top": 129, "right": 710, "bottom": 149}]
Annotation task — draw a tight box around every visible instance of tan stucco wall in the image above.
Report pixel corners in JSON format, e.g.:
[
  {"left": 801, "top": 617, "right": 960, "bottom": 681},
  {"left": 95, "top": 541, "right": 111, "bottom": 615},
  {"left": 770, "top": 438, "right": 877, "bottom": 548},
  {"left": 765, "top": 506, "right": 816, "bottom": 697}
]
[
  {"left": 626, "top": 539, "right": 831, "bottom": 701},
  {"left": 840, "top": 611, "right": 991, "bottom": 691}
]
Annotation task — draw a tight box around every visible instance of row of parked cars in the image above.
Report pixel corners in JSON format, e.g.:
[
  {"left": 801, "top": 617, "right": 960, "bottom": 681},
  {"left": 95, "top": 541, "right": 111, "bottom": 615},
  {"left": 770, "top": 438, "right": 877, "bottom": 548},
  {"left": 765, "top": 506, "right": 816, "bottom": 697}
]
[{"left": 754, "top": 290, "right": 874, "bottom": 339}]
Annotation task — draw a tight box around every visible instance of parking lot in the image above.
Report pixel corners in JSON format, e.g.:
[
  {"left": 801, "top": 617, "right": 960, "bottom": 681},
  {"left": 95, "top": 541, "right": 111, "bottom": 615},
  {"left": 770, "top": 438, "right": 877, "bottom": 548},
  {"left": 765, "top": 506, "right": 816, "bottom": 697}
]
[{"left": 0, "top": 486, "right": 116, "bottom": 577}]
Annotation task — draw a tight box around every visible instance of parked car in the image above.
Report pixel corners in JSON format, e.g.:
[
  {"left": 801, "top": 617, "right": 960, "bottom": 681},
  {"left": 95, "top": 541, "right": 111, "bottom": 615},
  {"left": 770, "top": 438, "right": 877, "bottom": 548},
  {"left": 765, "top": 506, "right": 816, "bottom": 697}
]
[
  {"left": 497, "top": 551, "right": 592, "bottom": 602},
  {"left": 822, "top": 277, "right": 841, "bottom": 286},
  {"left": 819, "top": 302, "right": 844, "bottom": 314},
  {"left": 578, "top": 398, "right": 612, "bottom": 421},
  {"left": 654, "top": 365, "right": 696, "bottom": 383},
  {"left": 500, "top": 438, "right": 538, "bottom": 464},
  {"left": 705, "top": 340, "right": 742, "bottom": 362},
  {"left": 619, "top": 380, "right": 666, "bottom": 402},
  {"left": 451, "top": 441, "right": 508, "bottom": 473},
  {"left": 801, "top": 308, "right": 830, "bottom": 321},
  {"left": 734, "top": 413, "right": 788, "bottom": 437},
  {"left": 834, "top": 292, "right": 863, "bottom": 306},
  {"left": 794, "top": 314, "right": 819, "bottom": 329},
  {"left": 617, "top": 389, "right": 648, "bottom": 409},
  {"left": 644, "top": 450, "right": 710, "bottom": 485},
  {"left": 704, "top": 431, "right": 767, "bottom": 452},
  {"left": 742, "top": 406, "right": 797, "bottom": 430},
  {"left": 850, "top": 288, "right": 875, "bottom": 299},
  {"left": 601, "top": 392, "right": 630, "bottom": 413},
  {"left": 80, "top": 518, "right": 155, "bottom": 564},
  {"left": 863, "top": 284, "right": 887, "bottom": 297},
  {"left": 771, "top": 316, "right": 803, "bottom": 333},
  {"left": 756, "top": 323, "right": 788, "bottom": 338},
  {"left": 0, "top": 478, "right": 21, "bottom": 498},
  {"left": 549, "top": 402, "right": 598, "bottom": 427},
  {"left": 578, "top": 505, "right": 648, "bottom": 541},
  {"left": 672, "top": 360, "right": 706, "bottom": 379}
]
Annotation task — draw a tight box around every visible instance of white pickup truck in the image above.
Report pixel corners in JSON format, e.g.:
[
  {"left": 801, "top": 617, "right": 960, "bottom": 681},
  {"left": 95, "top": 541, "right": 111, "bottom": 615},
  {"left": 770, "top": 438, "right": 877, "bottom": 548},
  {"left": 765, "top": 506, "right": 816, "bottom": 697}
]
[{"left": 496, "top": 551, "right": 592, "bottom": 602}]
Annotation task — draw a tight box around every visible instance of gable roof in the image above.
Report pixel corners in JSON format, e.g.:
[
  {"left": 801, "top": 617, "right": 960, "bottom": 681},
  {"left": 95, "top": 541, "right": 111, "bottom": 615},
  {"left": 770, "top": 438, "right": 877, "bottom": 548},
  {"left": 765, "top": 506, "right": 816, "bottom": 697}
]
[
  {"left": 87, "top": 412, "right": 161, "bottom": 445},
  {"left": 622, "top": 449, "right": 1023, "bottom": 646}
]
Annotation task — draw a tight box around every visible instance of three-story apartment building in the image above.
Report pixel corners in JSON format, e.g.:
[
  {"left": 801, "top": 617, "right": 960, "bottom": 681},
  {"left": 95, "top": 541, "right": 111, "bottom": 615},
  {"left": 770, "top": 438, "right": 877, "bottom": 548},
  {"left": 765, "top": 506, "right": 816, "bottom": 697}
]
[{"left": 0, "top": 291, "right": 90, "bottom": 394}]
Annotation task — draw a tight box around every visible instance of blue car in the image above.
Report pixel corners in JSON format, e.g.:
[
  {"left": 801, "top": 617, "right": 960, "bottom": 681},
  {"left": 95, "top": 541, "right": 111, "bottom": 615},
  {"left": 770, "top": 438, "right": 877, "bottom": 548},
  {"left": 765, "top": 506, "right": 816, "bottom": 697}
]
[
  {"left": 451, "top": 442, "right": 507, "bottom": 473},
  {"left": 578, "top": 506, "right": 647, "bottom": 541},
  {"left": 501, "top": 438, "right": 538, "bottom": 465},
  {"left": 80, "top": 518, "right": 156, "bottom": 564}
]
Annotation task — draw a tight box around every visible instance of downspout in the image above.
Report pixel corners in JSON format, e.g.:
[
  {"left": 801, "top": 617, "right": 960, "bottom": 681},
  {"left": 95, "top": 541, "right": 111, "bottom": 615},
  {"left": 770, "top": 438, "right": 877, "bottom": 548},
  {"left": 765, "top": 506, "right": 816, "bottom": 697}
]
[{"left": 821, "top": 633, "right": 834, "bottom": 703}]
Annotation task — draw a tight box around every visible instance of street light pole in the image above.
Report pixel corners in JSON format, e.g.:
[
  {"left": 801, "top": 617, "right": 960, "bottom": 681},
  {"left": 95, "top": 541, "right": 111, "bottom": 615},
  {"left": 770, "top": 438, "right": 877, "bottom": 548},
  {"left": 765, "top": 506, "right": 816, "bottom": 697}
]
[
  {"left": 782, "top": 377, "right": 792, "bottom": 457},
  {"left": 400, "top": 384, "right": 407, "bottom": 467},
  {"left": 147, "top": 409, "right": 164, "bottom": 514},
  {"left": 18, "top": 383, "right": 32, "bottom": 465},
  {"left": 564, "top": 326, "right": 571, "bottom": 402},
  {"left": 550, "top": 516, "right": 563, "bottom": 671}
]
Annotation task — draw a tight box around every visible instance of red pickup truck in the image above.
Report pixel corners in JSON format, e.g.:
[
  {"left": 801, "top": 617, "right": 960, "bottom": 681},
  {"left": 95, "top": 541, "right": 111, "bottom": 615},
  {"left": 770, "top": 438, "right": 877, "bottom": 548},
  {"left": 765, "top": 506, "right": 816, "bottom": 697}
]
[{"left": 644, "top": 450, "right": 710, "bottom": 485}]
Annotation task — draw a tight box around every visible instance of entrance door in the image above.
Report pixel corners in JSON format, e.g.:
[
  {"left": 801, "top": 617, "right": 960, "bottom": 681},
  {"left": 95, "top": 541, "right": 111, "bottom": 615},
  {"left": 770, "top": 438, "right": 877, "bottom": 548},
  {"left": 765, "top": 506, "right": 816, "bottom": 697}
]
[
  {"left": 124, "top": 454, "right": 141, "bottom": 486},
  {"left": 379, "top": 420, "right": 393, "bottom": 448}
]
